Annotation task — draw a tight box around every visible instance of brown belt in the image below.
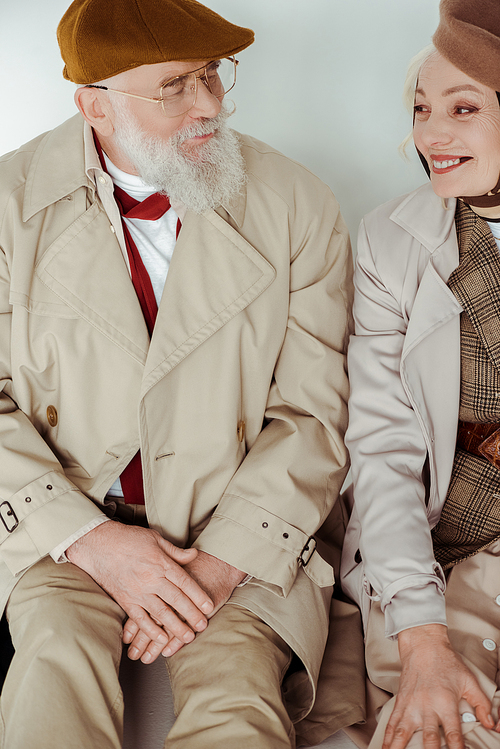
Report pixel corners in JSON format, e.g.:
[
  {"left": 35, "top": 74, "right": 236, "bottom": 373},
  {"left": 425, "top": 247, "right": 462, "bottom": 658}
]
[{"left": 457, "top": 420, "right": 500, "bottom": 469}]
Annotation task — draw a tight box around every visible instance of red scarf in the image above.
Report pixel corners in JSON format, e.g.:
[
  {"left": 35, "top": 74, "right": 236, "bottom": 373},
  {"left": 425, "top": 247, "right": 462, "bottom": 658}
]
[{"left": 94, "top": 136, "right": 180, "bottom": 504}]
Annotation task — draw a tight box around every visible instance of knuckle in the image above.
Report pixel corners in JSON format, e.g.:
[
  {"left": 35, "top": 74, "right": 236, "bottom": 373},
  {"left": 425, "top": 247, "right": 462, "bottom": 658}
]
[
  {"left": 162, "top": 553, "right": 180, "bottom": 570},
  {"left": 152, "top": 604, "right": 171, "bottom": 622},
  {"left": 131, "top": 609, "right": 149, "bottom": 626},
  {"left": 146, "top": 643, "right": 163, "bottom": 658},
  {"left": 128, "top": 609, "right": 160, "bottom": 636},
  {"left": 394, "top": 726, "right": 409, "bottom": 740},
  {"left": 166, "top": 588, "right": 183, "bottom": 607},
  {"left": 152, "top": 603, "right": 183, "bottom": 632},
  {"left": 142, "top": 570, "right": 161, "bottom": 588},
  {"left": 444, "top": 729, "right": 463, "bottom": 747},
  {"left": 134, "top": 631, "right": 151, "bottom": 647},
  {"left": 422, "top": 728, "right": 440, "bottom": 745}
]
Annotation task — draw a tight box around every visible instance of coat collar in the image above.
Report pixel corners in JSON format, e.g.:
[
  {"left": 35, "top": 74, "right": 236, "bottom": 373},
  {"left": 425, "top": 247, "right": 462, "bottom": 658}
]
[
  {"left": 390, "top": 182, "right": 457, "bottom": 254},
  {"left": 23, "top": 115, "right": 93, "bottom": 223}
]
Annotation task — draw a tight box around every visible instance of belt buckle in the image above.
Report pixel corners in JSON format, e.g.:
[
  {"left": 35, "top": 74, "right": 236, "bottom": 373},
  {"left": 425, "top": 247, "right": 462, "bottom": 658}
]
[
  {"left": 478, "top": 428, "right": 500, "bottom": 470},
  {"left": 0, "top": 501, "right": 19, "bottom": 533},
  {"left": 298, "top": 536, "right": 317, "bottom": 568}
]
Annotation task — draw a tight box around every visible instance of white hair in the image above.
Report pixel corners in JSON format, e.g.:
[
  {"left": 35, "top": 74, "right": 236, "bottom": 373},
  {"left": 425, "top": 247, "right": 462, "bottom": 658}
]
[{"left": 399, "top": 43, "right": 438, "bottom": 158}]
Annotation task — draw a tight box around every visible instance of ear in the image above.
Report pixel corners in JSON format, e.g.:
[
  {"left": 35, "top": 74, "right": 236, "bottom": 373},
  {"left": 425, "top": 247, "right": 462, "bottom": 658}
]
[{"left": 74, "top": 86, "right": 115, "bottom": 137}]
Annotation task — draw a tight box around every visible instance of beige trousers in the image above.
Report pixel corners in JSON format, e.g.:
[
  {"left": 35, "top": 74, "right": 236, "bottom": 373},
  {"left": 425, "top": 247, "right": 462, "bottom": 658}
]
[
  {"left": 366, "top": 539, "right": 500, "bottom": 749},
  {"left": 1, "top": 556, "right": 294, "bottom": 749}
]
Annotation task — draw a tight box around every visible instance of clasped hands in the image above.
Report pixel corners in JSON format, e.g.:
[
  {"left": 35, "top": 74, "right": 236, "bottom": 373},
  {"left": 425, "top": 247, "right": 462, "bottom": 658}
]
[{"left": 67, "top": 522, "right": 246, "bottom": 664}]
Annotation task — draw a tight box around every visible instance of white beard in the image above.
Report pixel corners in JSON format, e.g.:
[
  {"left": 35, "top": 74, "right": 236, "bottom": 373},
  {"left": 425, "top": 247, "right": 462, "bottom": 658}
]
[{"left": 110, "top": 100, "right": 247, "bottom": 213}]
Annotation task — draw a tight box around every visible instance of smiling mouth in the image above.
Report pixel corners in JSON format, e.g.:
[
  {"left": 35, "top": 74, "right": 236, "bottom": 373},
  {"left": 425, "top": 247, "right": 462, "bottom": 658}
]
[{"left": 431, "top": 157, "right": 472, "bottom": 171}]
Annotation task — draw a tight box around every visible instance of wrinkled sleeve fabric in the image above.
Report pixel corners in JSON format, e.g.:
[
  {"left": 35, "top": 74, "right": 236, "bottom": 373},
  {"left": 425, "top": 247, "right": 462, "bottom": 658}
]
[
  {"left": 346, "top": 219, "right": 446, "bottom": 638},
  {"left": 195, "top": 182, "right": 353, "bottom": 597}
]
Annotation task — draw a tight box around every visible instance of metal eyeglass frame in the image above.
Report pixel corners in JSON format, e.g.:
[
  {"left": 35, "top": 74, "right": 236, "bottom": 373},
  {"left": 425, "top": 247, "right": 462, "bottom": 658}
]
[{"left": 85, "top": 57, "right": 238, "bottom": 118}]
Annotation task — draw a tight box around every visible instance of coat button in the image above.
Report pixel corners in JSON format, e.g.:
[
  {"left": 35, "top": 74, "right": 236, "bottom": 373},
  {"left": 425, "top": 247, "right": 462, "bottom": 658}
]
[
  {"left": 47, "top": 406, "right": 58, "bottom": 427},
  {"left": 237, "top": 420, "right": 245, "bottom": 443},
  {"left": 482, "top": 638, "right": 496, "bottom": 651},
  {"left": 495, "top": 595, "right": 500, "bottom": 607},
  {"left": 461, "top": 712, "right": 476, "bottom": 723}
]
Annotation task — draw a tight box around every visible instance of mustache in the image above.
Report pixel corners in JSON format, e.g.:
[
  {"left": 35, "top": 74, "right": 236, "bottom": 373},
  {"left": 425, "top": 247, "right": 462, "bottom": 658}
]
[{"left": 171, "top": 107, "right": 232, "bottom": 146}]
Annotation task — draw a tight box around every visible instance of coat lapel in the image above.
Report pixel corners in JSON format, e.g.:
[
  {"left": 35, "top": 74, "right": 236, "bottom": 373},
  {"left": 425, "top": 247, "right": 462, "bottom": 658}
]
[
  {"left": 24, "top": 114, "right": 150, "bottom": 365},
  {"left": 402, "top": 258, "right": 463, "bottom": 359},
  {"left": 141, "top": 208, "right": 275, "bottom": 396},
  {"left": 36, "top": 200, "right": 150, "bottom": 364},
  {"left": 390, "top": 186, "right": 463, "bottom": 358},
  {"left": 447, "top": 203, "right": 500, "bottom": 375}
]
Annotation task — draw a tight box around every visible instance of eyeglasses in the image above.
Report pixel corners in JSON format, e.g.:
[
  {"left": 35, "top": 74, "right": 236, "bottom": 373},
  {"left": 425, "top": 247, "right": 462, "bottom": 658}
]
[{"left": 85, "top": 57, "right": 238, "bottom": 118}]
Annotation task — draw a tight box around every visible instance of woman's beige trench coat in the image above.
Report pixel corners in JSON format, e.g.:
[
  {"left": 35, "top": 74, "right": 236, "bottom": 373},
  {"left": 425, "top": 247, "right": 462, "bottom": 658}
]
[
  {"left": 342, "top": 183, "right": 463, "bottom": 638},
  {"left": 0, "top": 114, "right": 365, "bottom": 741}
]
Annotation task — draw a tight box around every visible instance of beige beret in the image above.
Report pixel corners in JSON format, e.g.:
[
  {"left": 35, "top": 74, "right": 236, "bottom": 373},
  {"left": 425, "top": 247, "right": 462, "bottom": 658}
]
[
  {"left": 57, "top": 0, "right": 254, "bottom": 84},
  {"left": 433, "top": 0, "right": 500, "bottom": 90}
]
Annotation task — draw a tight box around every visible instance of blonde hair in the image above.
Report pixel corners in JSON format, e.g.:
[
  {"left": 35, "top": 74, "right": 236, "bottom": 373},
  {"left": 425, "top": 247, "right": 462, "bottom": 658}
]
[{"left": 399, "top": 43, "right": 437, "bottom": 158}]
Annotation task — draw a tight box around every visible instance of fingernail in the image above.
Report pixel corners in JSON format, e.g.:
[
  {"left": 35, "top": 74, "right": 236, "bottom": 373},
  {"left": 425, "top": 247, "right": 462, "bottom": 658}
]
[
  {"left": 129, "top": 647, "right": 139, "bottom": 660},
  {"left": 201, "top": 602, "right": 213, "bottom": 614},
  {"left": 195, "top": 619, "right": 207, "bottom": 632},
  {"left": 183, "top": 630, "right": 195, "bottom": 643},
  {"left": 156, "top": 633, "right": 169, "bottom": 645},
  {"left": 487, "top": 714, "right": 495, "bottom": 728},
  {"left": 163, "top": 646, "right": 172, "bottom": 657},
  {"left": 142, "top": 652, "right": 152, "bottom": 664}
]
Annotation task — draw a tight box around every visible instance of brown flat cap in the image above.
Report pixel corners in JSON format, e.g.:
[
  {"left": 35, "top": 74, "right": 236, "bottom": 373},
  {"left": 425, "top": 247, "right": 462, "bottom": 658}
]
[
  {"left": 58, "top": 0, "right": 254, "bottom": 84},
  {"left": 433, "top": 0, "right": 500, "bottom": 90}
]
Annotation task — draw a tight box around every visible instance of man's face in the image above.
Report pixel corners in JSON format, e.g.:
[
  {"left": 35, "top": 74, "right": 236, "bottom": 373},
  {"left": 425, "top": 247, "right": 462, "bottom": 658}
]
[
  {"left": 107, "top": 59, "right": 223, "bottom": 172},
  {"left": 103, "top": 64, "right": 246, "bottom": 213}
]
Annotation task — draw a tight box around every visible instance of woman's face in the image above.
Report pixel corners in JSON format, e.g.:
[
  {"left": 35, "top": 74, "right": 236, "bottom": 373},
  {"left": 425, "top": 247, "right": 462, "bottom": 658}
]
[{"left": 413, "top": 53, "right": 500, "bottom": 199}]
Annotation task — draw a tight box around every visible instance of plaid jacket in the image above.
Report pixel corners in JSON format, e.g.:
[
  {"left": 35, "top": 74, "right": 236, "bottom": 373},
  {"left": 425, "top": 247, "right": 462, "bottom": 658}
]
[{"left": 433, "top": 200, "right": 500, "bottom": 567}]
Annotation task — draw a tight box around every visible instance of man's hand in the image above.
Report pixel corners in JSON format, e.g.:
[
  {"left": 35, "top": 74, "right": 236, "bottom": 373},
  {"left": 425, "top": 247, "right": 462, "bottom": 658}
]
[
  {"left": 382, "top": 624, "right": 494, "bottom": 749},
  {"left": 184, "top": 550, "right": 246, "bottom": 613},
  {"left": 66, "top": 522, "right": 214, "bottom": 653},
  {"left": 123, "top": 550, "right": 245, "bottom": 663}
]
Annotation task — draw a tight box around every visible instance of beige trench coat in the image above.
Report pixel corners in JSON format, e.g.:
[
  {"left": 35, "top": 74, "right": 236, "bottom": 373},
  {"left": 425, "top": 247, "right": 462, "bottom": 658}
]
[
  {"left": 341, "top": 183, "right": 463, "bottom": 638},
  {"left": 0, "top": 114, "right": 364, "bottom": 738}
]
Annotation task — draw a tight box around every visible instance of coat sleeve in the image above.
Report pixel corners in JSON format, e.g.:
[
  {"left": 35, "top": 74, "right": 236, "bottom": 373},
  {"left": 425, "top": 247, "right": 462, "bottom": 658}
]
[
  {"left": 0, "top": 243, "right": 105, "bottom": 578},
  {"left": 345, "top": 218, "right": 446, "bottom": 638},
  {"left": 194, "top": 184, "right": 353, "bottom": 596}
]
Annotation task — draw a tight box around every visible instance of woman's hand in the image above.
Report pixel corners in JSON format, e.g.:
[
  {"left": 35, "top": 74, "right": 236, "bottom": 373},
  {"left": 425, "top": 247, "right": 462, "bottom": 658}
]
[{"left": 383, "top": 624, "right": 494, "bottom": 749}]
